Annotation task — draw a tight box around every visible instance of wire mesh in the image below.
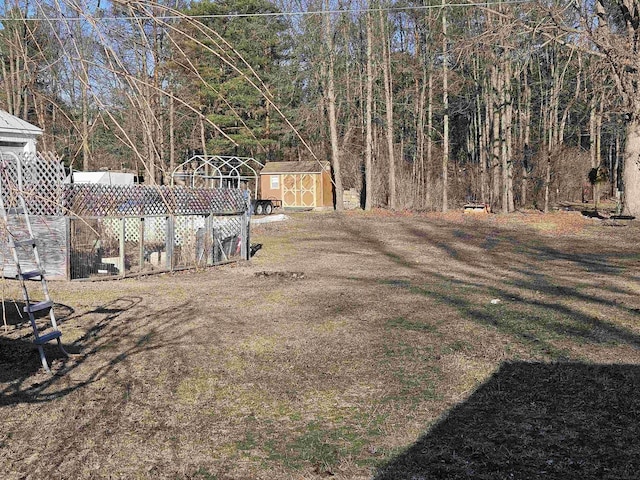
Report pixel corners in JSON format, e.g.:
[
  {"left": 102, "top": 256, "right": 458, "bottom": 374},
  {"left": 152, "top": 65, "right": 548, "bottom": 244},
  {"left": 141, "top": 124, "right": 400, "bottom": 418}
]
[{"left": 68, "top": 213, "right": 246, "bottom": 279}]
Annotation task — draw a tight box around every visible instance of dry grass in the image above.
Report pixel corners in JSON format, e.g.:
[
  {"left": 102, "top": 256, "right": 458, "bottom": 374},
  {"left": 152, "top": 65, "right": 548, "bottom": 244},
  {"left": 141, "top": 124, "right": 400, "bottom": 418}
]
[{"left": 1, "top": 209, "right": 640, "bottom": 479}]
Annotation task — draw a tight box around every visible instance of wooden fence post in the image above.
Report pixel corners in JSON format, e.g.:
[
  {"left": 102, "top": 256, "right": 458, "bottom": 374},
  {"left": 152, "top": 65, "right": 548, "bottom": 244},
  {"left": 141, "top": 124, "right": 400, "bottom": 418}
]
[
  {"left": 166, "top": 215, "right": 174, "bottom": 271},
  {"left": 241, "top": 212, "right": 249, "bottom": 261},
  {"left": 139, "top": 217, "right": 145, "bottom": 270},
  {"left": 119, "top": 217, "right": 125, "bottom": 277}
]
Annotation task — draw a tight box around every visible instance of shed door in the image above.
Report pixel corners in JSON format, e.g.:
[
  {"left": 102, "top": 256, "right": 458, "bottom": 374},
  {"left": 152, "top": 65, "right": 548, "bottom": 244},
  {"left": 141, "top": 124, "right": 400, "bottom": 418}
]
[
  {"left": 281, "top": 174, "right": 317, "bottom": 208},
  {"left": 300, "top": 174, "right": 316, "bottom": 207},
  {"left": 282, "top": 174, "right": 297, "bottom": 207}
]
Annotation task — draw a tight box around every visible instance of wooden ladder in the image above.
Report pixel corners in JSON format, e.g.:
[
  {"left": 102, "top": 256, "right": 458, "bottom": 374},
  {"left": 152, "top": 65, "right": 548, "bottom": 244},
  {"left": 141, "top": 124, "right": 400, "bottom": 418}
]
[{"left": 0, "top": 152, "right": 67, "bottom": 373}]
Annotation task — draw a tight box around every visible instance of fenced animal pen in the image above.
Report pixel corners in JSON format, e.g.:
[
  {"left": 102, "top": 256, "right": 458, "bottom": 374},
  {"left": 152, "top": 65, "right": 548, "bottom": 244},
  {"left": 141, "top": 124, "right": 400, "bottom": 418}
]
[{"left": 0, "top": 152, "right": 250, "bottom": 280}]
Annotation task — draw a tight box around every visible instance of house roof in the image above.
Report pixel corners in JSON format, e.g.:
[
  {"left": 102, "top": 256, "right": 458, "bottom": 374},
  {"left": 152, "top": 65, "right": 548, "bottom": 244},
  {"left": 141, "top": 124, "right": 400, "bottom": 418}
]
[
  {"left": 0, "top": 110, "right": 42, "bottom": 136},
  {"left": 260, "top": 161, "right": 330, "bottom": 175}
]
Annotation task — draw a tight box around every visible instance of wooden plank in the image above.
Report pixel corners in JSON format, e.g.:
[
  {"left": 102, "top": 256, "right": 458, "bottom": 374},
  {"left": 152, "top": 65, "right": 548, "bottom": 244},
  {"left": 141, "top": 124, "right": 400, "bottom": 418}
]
[
  {"left": 0, "top": 216, "right": 68, "bottom": 280},
  {"left": 118, "top": 218, "right": 124, "bottom": 277}
]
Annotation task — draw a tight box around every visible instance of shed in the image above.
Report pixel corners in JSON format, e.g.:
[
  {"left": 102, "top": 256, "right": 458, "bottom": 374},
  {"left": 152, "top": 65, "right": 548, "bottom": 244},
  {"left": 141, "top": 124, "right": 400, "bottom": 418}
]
[
  {"left": 259, "top": 161, "right": 333, "bottom": 209},
  {"left": 0, "top": 110, "right": 42, "bottom": 155}
]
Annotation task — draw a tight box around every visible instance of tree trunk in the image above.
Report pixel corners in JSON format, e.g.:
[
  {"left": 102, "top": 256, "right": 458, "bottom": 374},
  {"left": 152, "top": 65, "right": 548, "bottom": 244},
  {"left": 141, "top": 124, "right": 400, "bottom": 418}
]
[
  {"left": 200, "top": 115, "right": 208, "bottom": 157},
  {"left": 379, "top": 8, "right": 396, "bottom": 210},
  {"left": 474, "top": 57, "right": 487, "bottom": 205},
  {"left": 483, "top": 82, "right": 492, "bottom": 207},
  {"left": 324, "top": 1, "right": 343, "bottom": 211},
  {"left": 544, "top": 109, "right": 552, "bottom": 214},
  {"left": 477, "top": 95, "right": 486, "bottom": 204},
  {"left": 35, "top": 96, "right": 48, "bottom": 152},
  {"left": 622, "top": 118, "right": 640, "bottom": 216},
  {"left": 596, "top": 94, "right": 604, "bottom": 167},
  {"left": 521, "top": 62, "right": 531, "bottom": 208},
  {"left": 441, "top": 0, "right": 449, "bottom": 213},
  {"left": 589, "top": 95, "right": 597, "bottom": 169},
  {"left": 2, "top": 61, "right": 11, "bottom": 114},
  {"left": 416, "top": 64, "right": 427, "bottom": 207},
  {"left": 491, "top": 66, "right": 500, "bottom": 210},
  {"left": 500, "top": 64, "right": 508, "bottom": 213},
  {"left": 170, "top": 94, "right": 176, "bottom": 185},
  {"left": 559, "top": 53, "right": 581, "bottom": 147},
  {"left": 364, "top": 11, "right": 374, "bottom": 211},
  {"left": 613, "top": 132, "right": 620, "bottom": 197},
  {"left": 82, "top": 83, "right": 90, "bottom": 171},
  {"left": 426, "top": 55, "right": 433, "bottom": 210},
  {"left": 505, "top": 61, "right": 514, "bottom": 212}
]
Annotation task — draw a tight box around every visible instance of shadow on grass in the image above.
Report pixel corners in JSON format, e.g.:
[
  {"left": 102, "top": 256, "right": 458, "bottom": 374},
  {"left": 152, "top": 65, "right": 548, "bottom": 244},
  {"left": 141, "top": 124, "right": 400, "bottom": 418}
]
[
  {"left": 375, "top": 361, "right": 640, "bottom": 480},
  {"left": 0, "top": 301, "right": 78, "bottom": 386},
  {"left": 337, "top": 216, "right": 640, "bottom": 357},
  {"left": 0, "top": 295, "right": 196, "bottom": 406},
  {"left": 1, "top": 300, "right": 74, "bottom": 328}
]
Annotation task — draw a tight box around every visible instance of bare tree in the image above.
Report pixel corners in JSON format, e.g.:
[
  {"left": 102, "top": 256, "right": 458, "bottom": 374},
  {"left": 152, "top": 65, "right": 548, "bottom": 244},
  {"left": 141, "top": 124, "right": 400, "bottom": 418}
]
[
  {"left": 364, "top": 9, "right": 374, "bottom": 211},
  {"left": 323, "top": 0, "right": 344, "bottom": 210},
  {"left": 379, "top": 4, "right": 396, "bottom": 209},
  {"left": 441, "top": 0, "right": 449, "bottom": 212}
]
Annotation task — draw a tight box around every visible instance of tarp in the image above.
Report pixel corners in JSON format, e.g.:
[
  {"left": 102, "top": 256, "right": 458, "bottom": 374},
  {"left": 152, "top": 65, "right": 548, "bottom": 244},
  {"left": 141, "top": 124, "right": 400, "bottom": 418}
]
[{"left": 69, "top": 171, "right": 135, "bottom": 185}]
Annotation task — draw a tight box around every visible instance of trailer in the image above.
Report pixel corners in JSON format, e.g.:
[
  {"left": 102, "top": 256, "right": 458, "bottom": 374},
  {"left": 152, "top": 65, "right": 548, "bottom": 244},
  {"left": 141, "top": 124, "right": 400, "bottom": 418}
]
[{"left": 253, "top": 198, "right": 282, "bottom": 215}]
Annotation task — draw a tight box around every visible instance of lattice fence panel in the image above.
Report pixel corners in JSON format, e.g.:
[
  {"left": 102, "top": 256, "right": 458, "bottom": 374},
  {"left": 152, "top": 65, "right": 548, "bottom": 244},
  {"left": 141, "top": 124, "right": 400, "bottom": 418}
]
[
  {"left": 212, "top": 216, "right": 243, "bottom": 264},
  {"left": 0, "top": 152, "right": 65, "bottom": 215},
  {"left": 63, "top": 184, "right": 247, "bottom": 218},
  {"left": 174, "top": 215, "right": 205, "bottom": 246},
  {"left": 145, "top": 216, "right": 167, "bottom": 244},
  {"left": 0, "top": 156, "right": 20, "bottom": 212},
  {"left": 212, "top": 216, "right": 242, "bottom": 241}
]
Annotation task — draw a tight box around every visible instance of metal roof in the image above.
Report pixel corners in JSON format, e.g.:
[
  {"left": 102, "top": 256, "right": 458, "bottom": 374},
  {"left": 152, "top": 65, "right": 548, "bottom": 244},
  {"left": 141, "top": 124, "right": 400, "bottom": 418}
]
[
  {"left": 260, "top": 161, "right": 330, "bottom": 174},
  {"left": 0, "top": 110, "right": 42, "bottom": 136}
]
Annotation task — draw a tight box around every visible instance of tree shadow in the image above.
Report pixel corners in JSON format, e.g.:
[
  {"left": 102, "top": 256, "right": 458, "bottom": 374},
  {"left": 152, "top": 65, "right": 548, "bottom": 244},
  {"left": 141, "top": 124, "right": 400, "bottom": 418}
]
[
  {"left": 336, "top": 216, "right": 640, "bottom": 357},
  {"left": 0, "top": 296, "right": 198, "bottom": 406},
  {"left": 374, "top": 361, "right": 640, "bottom": 480},
  {"left": 0, "top": 300, "right": 74, "bottom": 328},
  {"left": 0, "top": 301, "right": 77, "bottom": 386}
]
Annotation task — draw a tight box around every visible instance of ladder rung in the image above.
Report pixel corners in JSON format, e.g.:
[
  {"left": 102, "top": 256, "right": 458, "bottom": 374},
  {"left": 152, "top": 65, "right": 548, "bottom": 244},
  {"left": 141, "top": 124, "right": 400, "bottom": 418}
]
[
  {"left": 34, "top": 330, "right": 62, "bottom": 345},
  {"left": 20, "top": 270, "right": 44, "bottom": 280},
  {"left": 6, "top": 207, "right": 25, "bottom": 214},
  {"left": 24, "top": 300, "right": 53, "bottom": 313},
  {"left": 11, "top": 237, "right": 36, "bottom": 248}
]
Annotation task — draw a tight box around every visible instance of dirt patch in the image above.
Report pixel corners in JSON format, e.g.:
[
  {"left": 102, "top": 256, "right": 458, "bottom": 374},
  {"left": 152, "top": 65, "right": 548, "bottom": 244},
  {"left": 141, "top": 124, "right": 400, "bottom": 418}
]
[
  {"left": 254, "top": 270, "right": 306, "bottom": 279},
  {"left": 1, "top": 210, "right": 640, "bottom": 479}
]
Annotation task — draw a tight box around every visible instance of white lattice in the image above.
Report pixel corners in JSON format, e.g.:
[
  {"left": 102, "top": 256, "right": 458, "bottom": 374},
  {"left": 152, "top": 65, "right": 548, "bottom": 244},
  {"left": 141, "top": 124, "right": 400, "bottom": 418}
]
[{"left": 0, "top": 152, "right": 66, "bottom": 215}]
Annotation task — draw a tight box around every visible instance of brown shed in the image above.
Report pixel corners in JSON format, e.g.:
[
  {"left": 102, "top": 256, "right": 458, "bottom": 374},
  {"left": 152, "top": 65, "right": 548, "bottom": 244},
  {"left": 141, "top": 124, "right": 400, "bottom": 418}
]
[{"left": 259, "top": 161, "right": 333, "bottom": 209}]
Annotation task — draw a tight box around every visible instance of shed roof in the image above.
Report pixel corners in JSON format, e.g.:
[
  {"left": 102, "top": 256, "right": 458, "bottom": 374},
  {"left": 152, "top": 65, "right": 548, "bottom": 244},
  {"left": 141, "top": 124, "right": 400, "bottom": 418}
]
[
  {"left": 0, "top": 110, "right": 42, "bottom": 136},
  {"left": 260, "top": 161, "right": 330, "bottom": 175}
]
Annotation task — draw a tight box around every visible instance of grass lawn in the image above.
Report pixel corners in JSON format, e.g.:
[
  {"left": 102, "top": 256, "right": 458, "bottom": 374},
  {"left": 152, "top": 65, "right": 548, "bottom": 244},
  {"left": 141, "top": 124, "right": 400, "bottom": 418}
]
[{"left": 1, "top": 209, "right": 639, "bottom": 479}]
